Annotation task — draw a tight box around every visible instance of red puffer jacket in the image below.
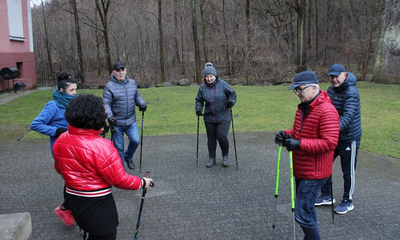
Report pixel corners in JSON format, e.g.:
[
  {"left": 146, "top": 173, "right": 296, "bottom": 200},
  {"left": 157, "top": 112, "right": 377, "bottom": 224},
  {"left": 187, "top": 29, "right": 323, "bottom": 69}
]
[
  {"left": 285, "top": 90, "right": 339, "bottom": 180},
  {"left": 53, "top": 125, "right": 143, "bottom": 192}
]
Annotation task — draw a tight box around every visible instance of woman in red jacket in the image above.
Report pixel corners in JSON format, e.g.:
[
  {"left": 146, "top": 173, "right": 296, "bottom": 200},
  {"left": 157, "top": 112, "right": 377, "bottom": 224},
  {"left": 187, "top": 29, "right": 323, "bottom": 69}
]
[
  {"left": 53, "top": 94, "right": 153, "bottom": 240},
  {"left": 275, "top": 71, "right": 339, "bottom": 240}
]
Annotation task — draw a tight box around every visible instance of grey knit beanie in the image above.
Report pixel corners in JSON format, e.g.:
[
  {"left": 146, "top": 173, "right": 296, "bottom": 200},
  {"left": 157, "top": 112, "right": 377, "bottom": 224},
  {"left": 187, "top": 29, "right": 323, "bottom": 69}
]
[{"left": 204, "top": 62, "right": 217, "bottom": 77}]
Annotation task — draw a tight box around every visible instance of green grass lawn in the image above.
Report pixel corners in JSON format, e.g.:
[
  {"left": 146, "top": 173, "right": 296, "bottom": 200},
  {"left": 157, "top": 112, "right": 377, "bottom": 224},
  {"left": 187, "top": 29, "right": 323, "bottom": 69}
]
[{"left": 0, "top": 81, "right": 399, "bottom": 159}]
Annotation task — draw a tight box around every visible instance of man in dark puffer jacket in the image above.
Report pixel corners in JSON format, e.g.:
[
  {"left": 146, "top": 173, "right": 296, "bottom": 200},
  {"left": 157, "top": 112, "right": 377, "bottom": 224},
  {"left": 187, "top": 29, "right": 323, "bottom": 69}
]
[
  {"left": 315, "top": 64, "right": 362, "bottom": 215},
  {"left": 103, "top": 61, "right": 147, "bottom": 171}
]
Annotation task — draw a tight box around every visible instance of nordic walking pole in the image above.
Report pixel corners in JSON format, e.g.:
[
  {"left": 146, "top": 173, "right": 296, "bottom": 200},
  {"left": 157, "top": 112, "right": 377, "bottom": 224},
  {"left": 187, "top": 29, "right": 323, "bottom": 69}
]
[
  {"left": 272, "top": 144, "right": 282, "bottom": 229},
  {"left": 196, "top": 115, "right": 200, "bottom": 167},
  {"left": 330, "top": 175, "right": 334, "bottom": 224},
  {"left": 134, "top": 171, "right": 154, "bottom": 240},
  {"left": 139, "top": 111, "right": 144, "bottom": 173},
  {"left": 289, "top": 151, "right": 296, "bottom": 240},
  {"left": 230, "top": 108, "right": 238, "bottom": 170}
]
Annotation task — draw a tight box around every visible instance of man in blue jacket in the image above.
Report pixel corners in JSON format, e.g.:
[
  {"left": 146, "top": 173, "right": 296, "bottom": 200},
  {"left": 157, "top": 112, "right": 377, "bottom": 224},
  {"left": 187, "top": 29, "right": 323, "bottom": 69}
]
[
  {"left": 103, "top": 61, "right": 147, "bottom": 170},
  {"left": 315, "top": 64, "right": 362, "bottom": 215}
]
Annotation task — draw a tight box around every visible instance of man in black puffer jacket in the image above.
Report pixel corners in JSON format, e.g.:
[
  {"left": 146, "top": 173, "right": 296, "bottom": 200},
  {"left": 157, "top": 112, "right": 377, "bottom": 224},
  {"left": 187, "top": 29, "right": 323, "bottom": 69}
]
[
  {"left": 103, "top": 61, "right": 147, "bottom": 171},
  {"left": 315, "top": 64, "right": 362, "bottom": 215}
]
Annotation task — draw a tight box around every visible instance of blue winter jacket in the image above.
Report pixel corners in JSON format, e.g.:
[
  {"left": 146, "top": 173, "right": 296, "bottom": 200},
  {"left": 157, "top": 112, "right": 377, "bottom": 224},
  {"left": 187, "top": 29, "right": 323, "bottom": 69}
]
[
  {"left": 195, "top": 76, "right": 237, "bottom": 123},
  {"left": 30, "top": 101, "right": 68, "bottom": 154},
  {"left": 327, "top": 72, "right": 362, "bottom": 142},
  {"left": 103, "top": 74, "right": 145, "bottom": 127}
]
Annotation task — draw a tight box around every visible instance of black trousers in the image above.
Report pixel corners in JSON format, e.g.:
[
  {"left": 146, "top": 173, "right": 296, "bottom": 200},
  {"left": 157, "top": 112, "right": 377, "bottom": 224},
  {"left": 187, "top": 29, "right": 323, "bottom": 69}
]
[
  {"left": 64, "top": 191, "right": 119, "bottom": 238},
  {"left": 204, "top": 121, "right": 230, "bottom": 159}
]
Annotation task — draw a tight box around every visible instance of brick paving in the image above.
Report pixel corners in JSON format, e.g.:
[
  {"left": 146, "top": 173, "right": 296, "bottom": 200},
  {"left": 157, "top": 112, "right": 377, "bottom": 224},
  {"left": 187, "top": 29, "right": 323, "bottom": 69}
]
[{"left": 1, "top": 130, "right": 400, "bottom": 239}]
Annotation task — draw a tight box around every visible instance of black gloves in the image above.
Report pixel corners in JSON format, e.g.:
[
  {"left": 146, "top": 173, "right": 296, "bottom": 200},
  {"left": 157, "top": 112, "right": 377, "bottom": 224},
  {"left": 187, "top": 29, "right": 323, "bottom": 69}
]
[
  {"left": 55, "top": 128, "right": 67, "bottom": 137},
  {"left": 101, "top": 125, "right": 110, "bottom": 136},
  {"left": 275, "top": 131, "right": 286, "bottom": 145},
  {"left": 107, "top": 117, "right": 116, "bottom": 127},
  {"left": 284, "top": 134, "right": 301, "bottom": 151},
  {"left": 139, "top": 103, "right": 147, "bottom": 112},
  {"left": 226, "top": 101, "right": 234, "bottom": 109},
  {"left": 196, "top": 109, "right": 203, "bottom": 116}
]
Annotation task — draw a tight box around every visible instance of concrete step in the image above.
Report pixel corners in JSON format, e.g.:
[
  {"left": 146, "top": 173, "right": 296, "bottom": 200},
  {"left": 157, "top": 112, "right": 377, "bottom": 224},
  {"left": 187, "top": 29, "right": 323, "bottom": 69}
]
[{"left": 0, "top": 212, "right": 32, "bottom": 240}]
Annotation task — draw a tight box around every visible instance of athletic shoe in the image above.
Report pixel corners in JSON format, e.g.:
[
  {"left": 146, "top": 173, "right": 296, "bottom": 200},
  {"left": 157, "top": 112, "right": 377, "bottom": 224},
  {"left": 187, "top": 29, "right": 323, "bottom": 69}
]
[
  {"left": 315, "top": 194, "right": 335, "bottom": 206},
  {"left": 206, "top": 158, "right": 216, "bottom": 168},
  {"left": 54, "top": 204, "right": 75, "bottom": 226},
  {"left": 223, "top": 156, "right": 229, "bottom": 167},
  {"left": 334, "top": 200, "right": 354, "bottom": 214}
]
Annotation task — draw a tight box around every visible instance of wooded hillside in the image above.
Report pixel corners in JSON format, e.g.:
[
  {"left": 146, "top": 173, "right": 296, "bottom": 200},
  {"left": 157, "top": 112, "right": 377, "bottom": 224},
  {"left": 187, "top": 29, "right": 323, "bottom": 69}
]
[{"left": 31, "top": 0, "right": 400, "bottom": 87}]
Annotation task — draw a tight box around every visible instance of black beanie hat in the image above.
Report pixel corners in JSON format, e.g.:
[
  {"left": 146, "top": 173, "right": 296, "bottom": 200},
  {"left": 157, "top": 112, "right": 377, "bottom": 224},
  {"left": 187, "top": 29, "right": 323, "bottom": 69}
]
[{"left": 204, "top": 62, "right": 217, "bottom": 78}]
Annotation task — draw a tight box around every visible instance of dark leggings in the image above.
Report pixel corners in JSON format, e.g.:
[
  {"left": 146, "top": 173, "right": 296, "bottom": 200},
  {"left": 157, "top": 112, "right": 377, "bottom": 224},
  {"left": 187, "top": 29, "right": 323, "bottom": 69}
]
[{"left": 204, "top": 121, "right": 230, "bottom": 159}]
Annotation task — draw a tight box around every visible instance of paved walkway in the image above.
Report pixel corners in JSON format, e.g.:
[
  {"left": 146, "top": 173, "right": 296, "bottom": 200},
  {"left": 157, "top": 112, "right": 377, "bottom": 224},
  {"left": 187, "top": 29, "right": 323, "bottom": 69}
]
[
  {"left": 1, "top": 91, "right": 399, "bottom": 239},
  {"left": 1, "top": 130, "right": 400, "bottom": 239}
]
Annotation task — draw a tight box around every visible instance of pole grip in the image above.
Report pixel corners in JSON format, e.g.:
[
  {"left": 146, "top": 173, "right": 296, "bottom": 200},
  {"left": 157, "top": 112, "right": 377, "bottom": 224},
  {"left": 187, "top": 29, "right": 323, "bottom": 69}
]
[{"left": 144, "top": 171, "right": 154, "bottom": 187}]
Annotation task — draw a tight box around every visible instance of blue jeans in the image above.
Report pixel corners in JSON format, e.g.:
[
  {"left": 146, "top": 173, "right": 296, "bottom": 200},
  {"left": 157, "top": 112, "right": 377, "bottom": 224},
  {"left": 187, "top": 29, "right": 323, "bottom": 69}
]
[
  {"left": 295, "top": 178, "right": 328, "bottom": 240},
  {"left": 111, "top": 123, "right": 140, "bottom": 165}
]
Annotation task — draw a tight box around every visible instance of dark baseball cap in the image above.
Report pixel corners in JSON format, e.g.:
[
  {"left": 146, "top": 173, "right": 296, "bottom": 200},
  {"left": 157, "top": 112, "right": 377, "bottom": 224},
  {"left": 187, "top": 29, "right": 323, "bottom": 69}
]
[
  {"left": 113, "top": 61, "right": 125, "bottom": 71},
  {"left": 287, "top": 71, "right": 319, "bottom": 90},
  {"left": 328, "top": 64, "right": 345, "bottom": 76}
]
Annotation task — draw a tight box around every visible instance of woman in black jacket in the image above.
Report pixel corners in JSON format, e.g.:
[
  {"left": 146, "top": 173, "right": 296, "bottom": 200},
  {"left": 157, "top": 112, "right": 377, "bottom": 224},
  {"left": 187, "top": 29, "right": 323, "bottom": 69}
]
[{"left": 195, "top": 62, "right": 237, "bottom": 168}]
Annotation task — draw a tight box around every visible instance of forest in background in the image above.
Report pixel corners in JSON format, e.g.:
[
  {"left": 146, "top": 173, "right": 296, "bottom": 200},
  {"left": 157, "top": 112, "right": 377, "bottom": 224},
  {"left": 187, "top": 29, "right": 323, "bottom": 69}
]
[{"left": 31, "top": 0, "right": 400, "bottom": 88}]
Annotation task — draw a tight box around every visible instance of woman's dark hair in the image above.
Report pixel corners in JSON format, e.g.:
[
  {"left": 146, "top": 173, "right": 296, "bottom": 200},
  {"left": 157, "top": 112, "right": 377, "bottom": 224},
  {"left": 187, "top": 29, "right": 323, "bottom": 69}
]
[
  {"left": 56, "top": 72, "right": 77, "bottom": 91},
  {"left": 58, "top": 78, "right": 77, "bottom": 91},
  {"left": 56, "top": 72, "right": 71, "bottom": 81},
  {"left": 65, "top": 94, "right": 107, "bottom": 130}
]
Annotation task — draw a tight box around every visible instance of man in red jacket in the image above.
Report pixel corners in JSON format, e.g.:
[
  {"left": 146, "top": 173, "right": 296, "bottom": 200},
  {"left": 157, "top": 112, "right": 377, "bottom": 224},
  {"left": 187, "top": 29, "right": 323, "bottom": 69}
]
[
  {"left": 53, "top": 94, "right": 153, "bottom": 240},
  {"left": 275, "top": 71, "right": 339, "bottom": 240}
]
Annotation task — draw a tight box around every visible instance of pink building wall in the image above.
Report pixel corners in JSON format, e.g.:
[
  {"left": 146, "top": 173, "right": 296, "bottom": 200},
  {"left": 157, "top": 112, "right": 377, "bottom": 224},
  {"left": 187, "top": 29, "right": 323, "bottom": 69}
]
[{"left": 0, "top": 0, "right": 36, "bottom": 92}]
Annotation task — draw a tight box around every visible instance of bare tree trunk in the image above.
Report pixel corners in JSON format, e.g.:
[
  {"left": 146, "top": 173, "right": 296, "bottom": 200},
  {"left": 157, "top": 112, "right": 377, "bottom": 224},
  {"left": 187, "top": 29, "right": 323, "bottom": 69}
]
[
  {"left": 95, "top": 0, "right": 112, "bottom": 73},
  {"left": 173, "top": 0, "right": 181, "bottom": 65},
  {"left": 70, "top": 0, "right": 85, "bottom": 84},
  {"left": 296, "top": 0, "right": 307, "bottom": 72},
  {"left": 95, "top": 10, "right": 102, "bottom": 77},
  {"left": 245, "top": 0, "right": 250, "bottom": 85},
  {"left": 200, "top": 0, "right": 208, "bottom": 63},
  {"left": 41, "top": 0, "right": 53, "bottom": 74},
  {"left": 323, "top": 0, "right": 330, "bottom": 67},
  {"left": 313, "top": 0, "right": 319, "bottom": 62},
  {"left": 222, "top": 0, "right": 231, "bottom": 75},
  {"left": 361, "top": 0, "right": 379, "bottom": 81},
  {"left": 191, "top": 0, "right": 202, "bottom": 84},
  {"left": 372, "top": 0, "right": 387, "bottom": 82},
  {"left": 158, "top": 0, "right": 166, "bottom": 83},
  {"left": 179, "top": 3, "right": 186, "bottom": 75},
  {"left": 307, "top": 0, "right": 312, "bottom": 63}
]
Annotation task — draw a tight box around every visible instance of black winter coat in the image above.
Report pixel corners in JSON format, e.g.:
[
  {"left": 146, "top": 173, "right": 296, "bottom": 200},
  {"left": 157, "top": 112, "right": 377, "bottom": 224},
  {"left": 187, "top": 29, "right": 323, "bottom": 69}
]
[
  {"left": 327, "top": 72, "right": 362, "bottom": 142},
  {"left": 195, "top": 76, "right": 237, "bottom": 123}
]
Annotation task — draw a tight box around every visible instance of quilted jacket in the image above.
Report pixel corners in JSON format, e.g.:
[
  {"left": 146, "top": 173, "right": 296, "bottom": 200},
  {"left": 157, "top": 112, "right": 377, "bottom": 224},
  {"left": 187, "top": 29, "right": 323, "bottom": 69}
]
[
  {"left": 103, "top": 74, "right": 145, "bottom": 127},
  {"left": 53, "top": 125, "right": 143, "bottom": 192},
  {"left": 327, "top": 72, "right": 362, "bottom": 142},
  {"left": 285, "top": 90, "right": 340, "bottom": 180}
]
